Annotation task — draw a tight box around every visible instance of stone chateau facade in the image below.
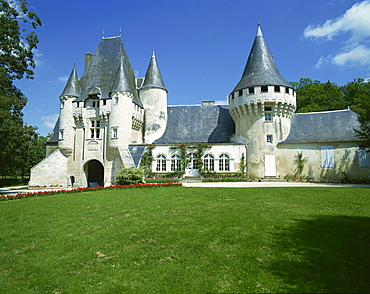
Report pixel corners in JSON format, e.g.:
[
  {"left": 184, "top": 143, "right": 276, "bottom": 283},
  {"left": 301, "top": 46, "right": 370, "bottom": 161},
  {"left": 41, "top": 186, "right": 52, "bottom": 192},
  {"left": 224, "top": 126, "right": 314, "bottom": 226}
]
[{"left": 29, "top": 25, "right": 370, "bottom": 187}]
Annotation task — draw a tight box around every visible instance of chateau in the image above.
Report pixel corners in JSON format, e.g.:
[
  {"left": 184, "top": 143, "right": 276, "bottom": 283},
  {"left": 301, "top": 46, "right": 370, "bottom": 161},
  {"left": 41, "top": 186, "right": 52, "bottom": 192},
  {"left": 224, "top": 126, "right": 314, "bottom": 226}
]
[{"left": 29, "top": 25, "right": 370, "bottom": 187}]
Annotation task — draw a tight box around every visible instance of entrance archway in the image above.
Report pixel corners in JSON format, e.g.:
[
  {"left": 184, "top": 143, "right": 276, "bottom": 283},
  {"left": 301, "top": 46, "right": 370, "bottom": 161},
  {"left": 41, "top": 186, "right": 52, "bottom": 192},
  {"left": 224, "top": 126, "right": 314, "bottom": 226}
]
[{"left": 85, "top": 160, "right": 104, "bottom": 187}]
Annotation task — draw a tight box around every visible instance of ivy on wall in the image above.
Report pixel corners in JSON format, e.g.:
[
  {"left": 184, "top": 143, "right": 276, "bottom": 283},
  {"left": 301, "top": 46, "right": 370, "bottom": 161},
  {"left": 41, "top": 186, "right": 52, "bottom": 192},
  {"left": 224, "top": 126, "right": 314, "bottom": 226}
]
[
  {"left": 170, "top": 143, "right": 211, "bottom": 175},
  {"left": 140, "top": 145, "right": 154, "bottom": 177}
]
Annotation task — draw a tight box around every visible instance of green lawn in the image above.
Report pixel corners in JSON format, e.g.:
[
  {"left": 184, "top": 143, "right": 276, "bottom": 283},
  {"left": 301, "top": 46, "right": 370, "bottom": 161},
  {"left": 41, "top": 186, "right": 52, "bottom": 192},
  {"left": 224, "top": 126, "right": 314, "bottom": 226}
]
[{"left": 1, "top": 186, "right": 369, "bottom": 293}]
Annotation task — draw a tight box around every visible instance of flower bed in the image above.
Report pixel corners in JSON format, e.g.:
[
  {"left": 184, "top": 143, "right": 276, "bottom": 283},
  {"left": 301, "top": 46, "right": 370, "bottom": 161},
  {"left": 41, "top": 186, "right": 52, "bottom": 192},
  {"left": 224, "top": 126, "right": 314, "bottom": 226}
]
[{"left": 0, "top": 182, "right": 182, "bottom": 201}]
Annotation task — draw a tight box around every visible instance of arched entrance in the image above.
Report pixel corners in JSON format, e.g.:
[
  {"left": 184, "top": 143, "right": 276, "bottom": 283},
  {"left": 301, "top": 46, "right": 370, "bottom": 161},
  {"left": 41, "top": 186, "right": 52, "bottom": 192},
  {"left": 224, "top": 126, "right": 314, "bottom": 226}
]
[{"left": 85, "top": 160, "right": 104, "bottom": 187}]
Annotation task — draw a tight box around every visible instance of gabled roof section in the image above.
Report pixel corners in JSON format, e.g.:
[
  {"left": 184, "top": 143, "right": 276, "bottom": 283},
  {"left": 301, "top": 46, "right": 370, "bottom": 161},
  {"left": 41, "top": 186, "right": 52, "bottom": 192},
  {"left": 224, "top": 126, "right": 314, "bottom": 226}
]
[
  {"left": 232, "top": 24, "right": 291, "bottom": 93},
  {"left": 60, "top": 65, "right": 80, "bottom": 97},
  {"left": 280, "top": 109, "right": 361, "bottom": 144},
  {"left": 140, "top": 50, "right": 167, "bottom": 92},
  {"left": 77, "top": 36, "right": 142, "bottom": 106},
  {"left": 155, "top": 105, "right": 234, "bottom": 143}
]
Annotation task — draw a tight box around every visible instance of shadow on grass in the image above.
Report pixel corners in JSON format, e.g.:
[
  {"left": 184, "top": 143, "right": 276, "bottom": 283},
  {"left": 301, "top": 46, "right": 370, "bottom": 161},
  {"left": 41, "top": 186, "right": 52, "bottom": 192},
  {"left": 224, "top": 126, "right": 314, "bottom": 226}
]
[{"left": 268, "top": 215, "right": 370, "bottom": 293}]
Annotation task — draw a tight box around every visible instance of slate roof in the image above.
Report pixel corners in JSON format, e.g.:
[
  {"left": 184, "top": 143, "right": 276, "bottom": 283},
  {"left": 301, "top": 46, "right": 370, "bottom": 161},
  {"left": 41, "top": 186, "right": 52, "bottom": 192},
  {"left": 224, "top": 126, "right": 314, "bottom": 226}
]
[
  {"left": 47, "top": 117, "right": 60, "bottom": 143},
  {"left": 140, "top": 50, "right": 167, "bottom": 92},
  {"left": 75, "top": 36, "right": 143, "bottom": 107},
  {"left": 61, "top": 66, "right": 80, "bottom": 97},
  {"left": 154, "top": 105, "right": 235, "bottom": 143},
  {"left": 128, "top": 145, "right": 147, "bottom": 167},
  {"left": 232, "top": 24, "right": 291, "bottom": 94},
  {"left": 280, "top": 109, "right": 361, "bottom": 144}
]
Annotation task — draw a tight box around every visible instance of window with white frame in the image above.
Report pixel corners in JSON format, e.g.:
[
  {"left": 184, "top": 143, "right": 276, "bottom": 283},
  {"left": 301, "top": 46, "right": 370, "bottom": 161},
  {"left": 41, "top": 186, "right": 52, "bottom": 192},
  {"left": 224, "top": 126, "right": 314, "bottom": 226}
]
[
  {"left": 90, "top": 120, "right": 101, "bottom": 139},
  {"left": 358, "top": 148, "right": 370, "bottom": 167},
  {"left": 156, "top": 155, "right": 166, "bottom": 172},
  {"left": 219, "top": 154, "right": 230, "bottom": 171},
  {"left": 264, "top": 106, "right": 272, "bottom": 121},
  {"left": 112, "top": 128, "right": 118, "bottom": 139},
  {"left": 189, "top": 153, "right": 199, "bottom": 169},
  {"left": 59, "top": 130, "right": 64, "bottom": 140},
  {"left": 204, "top": 154, "right": 214, "bottom": 171},
  {"left": 171, "top": 154, "right": 181, "bottom": 171},
  {"left": 321, "top": 146, "right": 334, "bottom": 168}
]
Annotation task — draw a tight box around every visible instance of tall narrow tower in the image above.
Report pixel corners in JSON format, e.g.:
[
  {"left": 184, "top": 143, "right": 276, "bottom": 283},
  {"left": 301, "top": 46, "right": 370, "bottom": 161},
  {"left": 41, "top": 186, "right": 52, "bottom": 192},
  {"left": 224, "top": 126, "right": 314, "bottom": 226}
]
[
  {"left": 229, "top": 24, "right": 296, "bottom": 178},
  {"left": 58, "top": 65, "right": 79, "bottom": 156},
  {"left": 139, "top": 50, "right": 168, "bottom": 143}
]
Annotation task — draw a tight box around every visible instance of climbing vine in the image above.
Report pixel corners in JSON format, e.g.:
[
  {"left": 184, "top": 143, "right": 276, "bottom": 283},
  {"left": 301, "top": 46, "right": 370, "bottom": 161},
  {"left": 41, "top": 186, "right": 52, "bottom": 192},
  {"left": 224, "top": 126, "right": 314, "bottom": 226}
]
[
  {"left": 170, "top": 143, "right": 211, "bottom": 175},
  {"left": 140, "top": 145, "right": 154, "bottom": 177}
]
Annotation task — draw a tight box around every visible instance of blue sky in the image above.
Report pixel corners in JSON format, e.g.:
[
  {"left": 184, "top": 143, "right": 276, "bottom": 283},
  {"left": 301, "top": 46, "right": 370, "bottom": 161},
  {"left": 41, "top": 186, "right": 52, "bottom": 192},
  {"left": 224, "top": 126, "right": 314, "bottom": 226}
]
[{"left": 14, "top": 0, "right": 370, "bottom": 136}]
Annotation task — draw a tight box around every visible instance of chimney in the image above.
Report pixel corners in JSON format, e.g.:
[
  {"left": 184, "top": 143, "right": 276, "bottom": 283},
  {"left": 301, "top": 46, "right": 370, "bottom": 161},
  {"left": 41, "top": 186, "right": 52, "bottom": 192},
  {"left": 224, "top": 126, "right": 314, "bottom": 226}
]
[
  {"left": 85, "top": 52, "right": 92, "bottom": 71},
  {"left": 202, "top": 100, "right": 214, "bottom": 107}
]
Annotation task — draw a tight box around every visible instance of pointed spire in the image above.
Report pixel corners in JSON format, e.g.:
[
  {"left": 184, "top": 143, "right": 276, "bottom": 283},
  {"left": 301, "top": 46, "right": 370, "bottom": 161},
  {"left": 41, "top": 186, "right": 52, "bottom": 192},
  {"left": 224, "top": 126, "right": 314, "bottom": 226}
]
[
  {"left": 110, "top": 57, "right": 132, "bottom": 94},
  {"left": 140, "top": 49, "right": 167, "bottom": 92},
  {"left": 60, "top": 64, "right": 80, "bottom": 97},
  {"left": 231, "top": 24, "right": 290, "bottom": 93}
]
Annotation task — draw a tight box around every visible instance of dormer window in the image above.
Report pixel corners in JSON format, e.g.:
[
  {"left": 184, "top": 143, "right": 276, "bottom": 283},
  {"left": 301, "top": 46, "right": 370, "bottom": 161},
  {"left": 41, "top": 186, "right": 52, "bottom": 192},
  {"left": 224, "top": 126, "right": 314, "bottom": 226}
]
[
  {"left": 261, "top": 86, "right": 268, "bottom": 92},
  {"left": 285, "top": 87, "right": 290, "bottom": 94},
  {"left": 274, "top": 86, "right": 280, "bottom": 92},
  {"left": 92, "top": 100, "right": 99, "bottom": 108},
  {"left": 248, "top": 87, "right": 254, "bottom": 94},
  {"left": 238, "top": 89, "right": 243, "bottom": 96}
]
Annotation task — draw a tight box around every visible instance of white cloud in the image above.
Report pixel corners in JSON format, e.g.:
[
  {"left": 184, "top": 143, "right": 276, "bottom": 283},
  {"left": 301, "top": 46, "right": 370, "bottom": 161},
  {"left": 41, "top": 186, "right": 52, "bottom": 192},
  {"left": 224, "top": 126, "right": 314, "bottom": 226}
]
[
  {"left": 333, "top": 45, "right": 370, "bottom": 66},
  {"left": 214, "top": 99, "right": 228, "bottom": 105},
  {"left": 304, "top": 0, "right": 370, "bottom": 67},
  {"left": 33, "top": 49, "right": 45, "bottom": 67},
  {"left": 41, "top": 114, "right": 59, "bottom": 129},
  {"left": 58, "top": 76, "right": 69, "bottom": 83}
]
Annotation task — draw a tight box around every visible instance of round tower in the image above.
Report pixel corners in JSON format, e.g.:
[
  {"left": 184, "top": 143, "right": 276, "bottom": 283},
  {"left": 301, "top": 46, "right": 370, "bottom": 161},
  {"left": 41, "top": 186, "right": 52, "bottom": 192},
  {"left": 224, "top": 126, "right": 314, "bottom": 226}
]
[
  {"left": 139, "top": 50, "right": 168, "bottom": 143},
  {"left": 108, "top": 59, "right": 135, "bottom": 149},
  {"left": 58, "top": 65, "right": 79, "bottom": 156},
  {"left": 229, "top": 24, "right": 296, "bottom": 178}
]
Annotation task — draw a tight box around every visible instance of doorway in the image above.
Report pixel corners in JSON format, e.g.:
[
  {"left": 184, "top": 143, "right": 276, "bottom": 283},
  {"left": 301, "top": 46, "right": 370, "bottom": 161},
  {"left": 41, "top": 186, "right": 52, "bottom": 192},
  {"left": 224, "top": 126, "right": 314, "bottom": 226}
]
[
  {"left": 264, "top": 155, "right": 276, "bottom": 177},
  {"left": 85, "top": 160, "right": 104, "bottom": 187}
]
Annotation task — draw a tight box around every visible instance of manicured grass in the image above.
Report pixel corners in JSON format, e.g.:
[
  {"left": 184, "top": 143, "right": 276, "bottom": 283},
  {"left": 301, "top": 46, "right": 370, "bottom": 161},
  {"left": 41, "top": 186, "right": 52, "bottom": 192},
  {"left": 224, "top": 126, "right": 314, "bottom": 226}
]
[{"left": 0, "top": 186, "right": 369, "bottom": 293}]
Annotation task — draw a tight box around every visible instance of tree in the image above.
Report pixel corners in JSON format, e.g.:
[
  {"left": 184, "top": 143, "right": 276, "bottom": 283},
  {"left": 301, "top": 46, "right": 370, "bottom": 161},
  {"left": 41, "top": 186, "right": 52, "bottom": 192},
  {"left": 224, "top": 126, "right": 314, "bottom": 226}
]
[
  {"left": 292, "top": 78, "right": 346, "bottom": 113},
  {"left": 345, "top": 79, "right": 370, "bottom": 148},
  {"left": 0, "top": 0, "right": 41, "bottom": 80},
  {"left": 0, "top": 0, "right": 41, "bottom": 177}
]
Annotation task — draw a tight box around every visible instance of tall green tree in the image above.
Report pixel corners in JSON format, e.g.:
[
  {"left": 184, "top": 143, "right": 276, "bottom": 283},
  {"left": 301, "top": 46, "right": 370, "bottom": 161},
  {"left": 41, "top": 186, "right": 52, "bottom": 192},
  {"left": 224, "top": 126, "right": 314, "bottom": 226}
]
[
  {"left": 344, "top": 79, "right": 370, "bottom": 148},
  {"left": 0, "top": 0, "right": 41, "bottom": 177},
  {"left": 292, "top": 78, "right": 346, "bottom": 113}
]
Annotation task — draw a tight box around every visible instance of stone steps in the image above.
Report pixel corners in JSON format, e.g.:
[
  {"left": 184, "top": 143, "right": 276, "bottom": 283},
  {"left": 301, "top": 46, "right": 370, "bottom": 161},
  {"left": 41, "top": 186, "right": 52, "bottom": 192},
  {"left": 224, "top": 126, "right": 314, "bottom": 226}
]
[{"left": 181, "top": 176, "right": 203, "bottom": 183}]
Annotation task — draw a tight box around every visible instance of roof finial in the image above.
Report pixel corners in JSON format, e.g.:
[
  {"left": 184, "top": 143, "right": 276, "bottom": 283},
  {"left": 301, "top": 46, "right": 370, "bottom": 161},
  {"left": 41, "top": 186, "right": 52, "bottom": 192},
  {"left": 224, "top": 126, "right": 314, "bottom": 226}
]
[
  {"left": 119, "top": 27, "right": 122, "bottom": 37},
  {"left": 74, "top": 61, "right": 76, "bottom": 69},
  {"left": 258, "top": 19, "right": 260, "bottom": 26},
  {"left": 102, "top": 29, "right": 105, "bottom": 39},
  {"left": 152, "top": 48, "right": 155, "bottom": 57}
]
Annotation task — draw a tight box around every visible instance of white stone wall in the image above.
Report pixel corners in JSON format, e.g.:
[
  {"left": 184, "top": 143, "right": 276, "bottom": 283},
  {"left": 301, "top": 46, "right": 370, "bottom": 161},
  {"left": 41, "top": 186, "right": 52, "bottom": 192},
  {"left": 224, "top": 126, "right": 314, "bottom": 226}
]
[
  {"left": 278, "top": 142, "right": 370, "bottom": 182},
  {"left": 29, "top": 149, "right": 68, "bottom": 187},
  {"left": 140, "top": 88, "right": 167, "bottom": 143}
]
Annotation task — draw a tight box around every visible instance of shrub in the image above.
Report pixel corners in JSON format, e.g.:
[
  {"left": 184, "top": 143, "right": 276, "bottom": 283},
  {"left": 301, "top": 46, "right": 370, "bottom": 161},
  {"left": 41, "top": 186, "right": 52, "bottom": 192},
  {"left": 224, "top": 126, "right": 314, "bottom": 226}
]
[{"left": 116, "top": 166, "right": 144, "bottom": 185}]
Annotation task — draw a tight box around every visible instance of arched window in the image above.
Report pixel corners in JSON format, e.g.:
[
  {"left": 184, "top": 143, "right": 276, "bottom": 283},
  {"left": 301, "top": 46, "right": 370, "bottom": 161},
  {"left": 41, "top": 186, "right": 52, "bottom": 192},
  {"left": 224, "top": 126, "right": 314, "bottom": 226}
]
[
  {"left": 219, "top": 154, "right": 230, "bottom": 172},
  {"left": 189, "top": 153, "right": 199, "bottom": 169},
  {"left": 156, "top": 155, "right": 166, "bottom": 172},
  {"left": 171, "top": 154, "right": 181, "bottom": 171},
  {"left": 204, "top": 154, "right": 214, "bottom": 171}
]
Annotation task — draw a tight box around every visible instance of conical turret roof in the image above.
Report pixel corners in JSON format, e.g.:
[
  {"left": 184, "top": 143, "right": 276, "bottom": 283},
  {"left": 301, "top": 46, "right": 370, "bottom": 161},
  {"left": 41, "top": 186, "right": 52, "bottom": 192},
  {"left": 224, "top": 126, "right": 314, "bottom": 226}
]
[
  {"left": 141, "top": 50, "right": 167, "bottom": 92},
  {"left": 110, "top": 58, "right": 132, "bottom": 93},
  {"left": 232, "top": 24, "right": 290, "bottom": 93},
  {"left": 60, "top": 65, "right": 80, "bottom": 97}
]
